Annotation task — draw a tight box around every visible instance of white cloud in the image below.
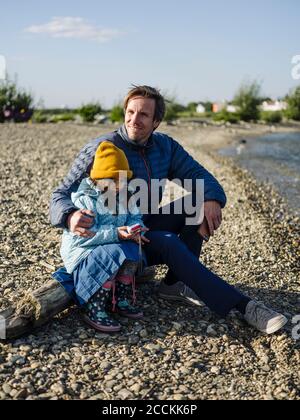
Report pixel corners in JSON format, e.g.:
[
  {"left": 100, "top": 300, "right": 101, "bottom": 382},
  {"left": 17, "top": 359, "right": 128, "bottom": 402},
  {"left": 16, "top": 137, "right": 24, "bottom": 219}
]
[{"left": 25, "top": 16, "right": 124, "bottom": 43}]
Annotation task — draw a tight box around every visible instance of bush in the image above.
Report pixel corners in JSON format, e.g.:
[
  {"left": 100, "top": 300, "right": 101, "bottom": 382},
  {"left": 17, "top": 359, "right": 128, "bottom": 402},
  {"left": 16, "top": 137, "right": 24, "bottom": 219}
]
[
  {"left": 110, "top": 106, "right": 124, "bottom": 123},
  {"left": 0, "top": 79, "right": 34, "bottom": 123},
  {"left": 213, "top": 109, "right": 240, "bottom": 124},
  {"left": 285, "top": 86, "right": 300, "bottom": 121},
  {"left": 164, "top": 104, "right": 178, "bottom": 122},
  {"left": 78, "top": 103, "right": 102, "bottom": 122},
  {"left": 233, "top": 81, "right": 261, "bottom": 121},
  {"left": 260, "top": 111, "right": 282, "bottom": 124},
  {"left": 32, "top": 110, "right": 48, "bottom": 123},
  {"left": 186, "top": 102, "right": 198, "bottom": 113},
  {"left": 49, "top": 113, "right": 75, "bottom": 123},
  {"left": 164, "top": 102, "right": 184, "bottom": 123}
]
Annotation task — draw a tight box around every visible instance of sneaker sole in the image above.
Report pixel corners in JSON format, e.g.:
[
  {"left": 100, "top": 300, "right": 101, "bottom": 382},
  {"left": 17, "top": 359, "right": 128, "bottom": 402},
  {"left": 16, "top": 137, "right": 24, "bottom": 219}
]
[
  {"left": 265, "top": 316, "right": 288, "bottom": 335},
  {"left": 158, "top": 292, "right": 202, "bottom": 307},
  {"left": 82, "top": 315, "right": 121, "bottom": 332}
]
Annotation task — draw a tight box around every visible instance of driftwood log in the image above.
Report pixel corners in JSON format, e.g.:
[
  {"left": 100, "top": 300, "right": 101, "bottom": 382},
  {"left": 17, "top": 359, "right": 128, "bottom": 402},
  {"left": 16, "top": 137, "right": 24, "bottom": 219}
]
[
  {"left": 0, "top": 280, "right": 72, "bottom": 341},
  {"left": 0, "top": 267, "right": 155, "bottom": 341}
]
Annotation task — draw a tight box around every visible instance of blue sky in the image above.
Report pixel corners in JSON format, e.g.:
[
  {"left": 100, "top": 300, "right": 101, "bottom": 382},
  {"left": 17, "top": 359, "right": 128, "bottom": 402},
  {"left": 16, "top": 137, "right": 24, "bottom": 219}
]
[{"left": 1, "top": 0, "right": 300, "bottom": 108}]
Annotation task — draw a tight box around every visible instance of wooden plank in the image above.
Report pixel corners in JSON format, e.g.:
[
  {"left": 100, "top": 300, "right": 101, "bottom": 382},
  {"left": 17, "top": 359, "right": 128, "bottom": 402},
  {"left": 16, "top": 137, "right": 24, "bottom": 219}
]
[{"left": 0, "top": 280, "right": 72, "bottom": 340}]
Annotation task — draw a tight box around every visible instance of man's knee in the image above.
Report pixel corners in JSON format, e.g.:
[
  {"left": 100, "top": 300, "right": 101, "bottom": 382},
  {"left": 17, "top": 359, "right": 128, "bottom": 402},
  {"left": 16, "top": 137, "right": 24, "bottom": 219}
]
[{"left": 146, "top": 231, "right": 181, "bottom": 252}]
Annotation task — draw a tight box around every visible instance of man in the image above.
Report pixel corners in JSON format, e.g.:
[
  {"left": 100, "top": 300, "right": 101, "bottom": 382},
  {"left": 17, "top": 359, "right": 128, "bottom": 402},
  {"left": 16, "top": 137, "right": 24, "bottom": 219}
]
[{"left": 50, "top": 85, "right": 287, "bottom": 334}]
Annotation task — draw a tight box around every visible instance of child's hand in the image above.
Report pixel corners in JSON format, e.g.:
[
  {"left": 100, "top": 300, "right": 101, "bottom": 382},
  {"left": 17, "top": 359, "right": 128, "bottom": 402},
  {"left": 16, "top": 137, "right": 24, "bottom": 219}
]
[
  {"left": 117, "top": 226, "right": 132, "bottom": 241},
  {"left": 131, "top": 227, "right": 150, "bottom": 245},
  {"left": 117, "top": 226, "right": 150, "bottom": 244}
]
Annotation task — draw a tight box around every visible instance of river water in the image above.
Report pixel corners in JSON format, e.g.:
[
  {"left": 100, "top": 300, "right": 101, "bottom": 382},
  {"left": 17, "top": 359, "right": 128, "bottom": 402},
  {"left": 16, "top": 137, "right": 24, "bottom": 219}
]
[{"left": 218, "top": 132, "right": 300, "bottom": 216}]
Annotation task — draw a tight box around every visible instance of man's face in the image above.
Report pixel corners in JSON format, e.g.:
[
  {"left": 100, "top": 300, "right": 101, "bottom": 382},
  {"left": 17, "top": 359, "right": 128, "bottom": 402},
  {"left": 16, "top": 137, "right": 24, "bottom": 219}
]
[{"left": 125, "top": 96, "right": 160, "bottom": 144}]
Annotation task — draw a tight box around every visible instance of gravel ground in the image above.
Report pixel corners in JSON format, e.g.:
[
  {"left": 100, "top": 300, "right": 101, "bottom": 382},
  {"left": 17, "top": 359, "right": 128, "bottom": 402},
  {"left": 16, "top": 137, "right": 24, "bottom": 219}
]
[{"left": 0, "top": 122, "right": 299, "bottom": 401}]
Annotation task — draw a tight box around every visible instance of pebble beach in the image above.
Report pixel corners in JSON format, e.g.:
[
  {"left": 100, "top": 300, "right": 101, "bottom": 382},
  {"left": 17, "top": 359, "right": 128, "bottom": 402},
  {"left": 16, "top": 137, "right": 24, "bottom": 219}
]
[{"left": 0, "top": 122, "right": 299, "bottom": 400}]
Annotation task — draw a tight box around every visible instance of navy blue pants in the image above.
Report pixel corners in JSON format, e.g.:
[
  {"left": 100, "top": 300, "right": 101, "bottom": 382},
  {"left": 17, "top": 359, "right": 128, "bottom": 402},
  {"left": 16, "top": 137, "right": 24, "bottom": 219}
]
[{"left": 143, "top": 197, "right": 246, "bottom": 318}]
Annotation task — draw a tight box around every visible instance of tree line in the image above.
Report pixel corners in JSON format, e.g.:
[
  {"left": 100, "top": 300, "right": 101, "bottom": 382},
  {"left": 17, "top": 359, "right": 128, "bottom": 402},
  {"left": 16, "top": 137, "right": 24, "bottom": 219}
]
[{"left": 1, "top": 78, "right": 300, "bottom": 124}]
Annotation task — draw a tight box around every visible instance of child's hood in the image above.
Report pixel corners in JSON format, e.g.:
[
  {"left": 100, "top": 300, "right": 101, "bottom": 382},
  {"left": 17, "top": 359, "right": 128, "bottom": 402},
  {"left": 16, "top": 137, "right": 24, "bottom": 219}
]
[
  {"left": 71, "top": 177, "right": 99, "bottom": 202},
  {"left": 71, "top": 177, "right": 136, "bottom": 205}
]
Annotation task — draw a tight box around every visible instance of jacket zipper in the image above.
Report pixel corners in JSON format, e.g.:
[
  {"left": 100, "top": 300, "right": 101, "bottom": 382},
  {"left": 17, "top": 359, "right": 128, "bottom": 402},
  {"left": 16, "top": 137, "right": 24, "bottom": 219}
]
[{"left": 139, "top": 149, "right": 151, "bottom": 198}]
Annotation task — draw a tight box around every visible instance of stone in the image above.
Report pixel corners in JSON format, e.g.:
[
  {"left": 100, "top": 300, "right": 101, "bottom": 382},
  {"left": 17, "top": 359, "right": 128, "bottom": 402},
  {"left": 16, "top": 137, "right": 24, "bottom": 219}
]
[
  {"left": 210, "top": 367, "right": 220, "bottom": 375},
  {"left": 130, "top": 383, "right": 142, "bottom": 393},
  {"left": 128, "top": 336, "right": 139, "bottom": 345},
  {"left": 50, "top": 384, "right": 65, "bottom": 395},
  {"left": 118, "top": 389, "right": 133, "bottom": 400},
  {"left": 145, "top": 343, "right": 161, "bottom": 352},
  {"left": 172, "top": 322, "right": 182, "bottom": 331},
  {"left": 2, "top": 384, "right": 12, "bottom": 395},
  {"left": 206, "top": 325, "right": 218, "bottom": 336},
  {"left": 173, "top": 394, "right": 185, "bottom": 400},
  {"left": 139, "top": 329, "right": 148, "bottom": 338}
]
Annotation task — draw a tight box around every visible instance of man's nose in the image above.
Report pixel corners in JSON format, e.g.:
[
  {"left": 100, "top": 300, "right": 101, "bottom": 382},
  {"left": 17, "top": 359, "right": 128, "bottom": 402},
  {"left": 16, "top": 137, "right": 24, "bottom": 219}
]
[{"left": 131, "top": 112, "right": 141, "bottom": 125}]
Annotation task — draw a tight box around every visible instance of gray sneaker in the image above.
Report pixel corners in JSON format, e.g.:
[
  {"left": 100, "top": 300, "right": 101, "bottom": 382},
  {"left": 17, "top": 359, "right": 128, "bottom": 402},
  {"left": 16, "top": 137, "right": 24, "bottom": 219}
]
[
  {"left": 158, "top": 280, "right": 203, "bottom": 307},
  {"left": 244, "top": 300, "right": 288, "bottom": 335}
]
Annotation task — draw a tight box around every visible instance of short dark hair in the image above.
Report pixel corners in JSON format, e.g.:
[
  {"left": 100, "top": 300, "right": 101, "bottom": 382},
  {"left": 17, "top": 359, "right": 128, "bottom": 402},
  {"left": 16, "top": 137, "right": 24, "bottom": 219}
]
[{"left": 124, "top": 85, "right": 166, "bottom": 122}]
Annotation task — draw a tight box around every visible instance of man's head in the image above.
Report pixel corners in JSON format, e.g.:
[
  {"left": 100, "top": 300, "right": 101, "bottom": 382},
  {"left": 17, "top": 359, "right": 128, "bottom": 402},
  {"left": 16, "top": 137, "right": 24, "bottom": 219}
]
[{"left": 124, "top": 85, "right": 165, "bottom": 144}]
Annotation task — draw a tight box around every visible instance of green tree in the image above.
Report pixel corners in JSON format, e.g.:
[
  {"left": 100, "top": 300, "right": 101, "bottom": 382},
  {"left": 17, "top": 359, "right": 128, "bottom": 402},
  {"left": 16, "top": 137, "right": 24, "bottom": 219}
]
[
  {"left": 163, "top": 98, "right": 186, "bottom": 122},
  {"left": 260, "top": 111, "right": 282, "bottom": 124},
  {"left": 286, "top": 86, "right": 300, "bottom": 121},
  {"left": 78, "top": 103, "right": 102, "bottom": 122},
  {"left": 164, "top": 102, "right": 179, "bottom": 123},
  {"left": 203, "top": 102, "right": 213, "bottom": 113},
  {"left": 186, "top": 102, "right": 198, "bottom": 113},
  {"left": 0, "top": 79, "right": 34, "bottom": 123},
  {"left": 233, "top": 81, "right": 262, "bottom": 121},
  {"left": 110, "top": 105, "right": 124, "bottom": 123}
]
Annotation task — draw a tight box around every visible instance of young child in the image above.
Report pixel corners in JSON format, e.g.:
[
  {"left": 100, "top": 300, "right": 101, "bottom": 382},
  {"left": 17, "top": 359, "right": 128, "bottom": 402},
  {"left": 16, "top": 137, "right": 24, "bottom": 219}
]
[{"left": 60, "top": 141, "right": 148, "bottom": 332}]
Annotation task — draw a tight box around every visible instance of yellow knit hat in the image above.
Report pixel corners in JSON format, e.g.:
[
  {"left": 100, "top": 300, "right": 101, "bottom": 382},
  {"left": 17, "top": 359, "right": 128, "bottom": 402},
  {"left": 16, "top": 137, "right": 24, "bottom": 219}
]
[{"left": 90, "top": 141, "right": 133, "bottom": 180}]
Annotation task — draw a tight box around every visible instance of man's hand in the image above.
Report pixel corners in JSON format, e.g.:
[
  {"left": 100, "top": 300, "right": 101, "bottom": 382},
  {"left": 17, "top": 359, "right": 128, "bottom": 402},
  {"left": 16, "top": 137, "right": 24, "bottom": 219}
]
[
  {"left": 204, "top": 200, "right": 222, "bottom": 236},
  {"left": 198, "top": 201, "right": 222, "bottom": 240},
  {"left": 198, "top": 217, "right": 210, "bottom": 242},
  {"left": 67, "top": 209, "right": 95, "bottom": 238}
]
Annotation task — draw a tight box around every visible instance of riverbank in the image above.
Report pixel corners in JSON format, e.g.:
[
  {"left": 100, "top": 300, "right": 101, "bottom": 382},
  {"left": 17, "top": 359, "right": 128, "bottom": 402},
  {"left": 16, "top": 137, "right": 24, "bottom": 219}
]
[{"left": 0, "top": 123, "right": 299, "bottom": 400}]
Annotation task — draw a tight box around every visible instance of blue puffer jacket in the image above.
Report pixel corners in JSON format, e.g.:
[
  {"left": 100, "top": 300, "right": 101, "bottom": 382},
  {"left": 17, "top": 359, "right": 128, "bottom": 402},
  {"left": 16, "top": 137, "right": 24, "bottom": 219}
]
[
  {"left": 50, "top": 125, "right": 227, "bottom": 228},
  {"left": 60, "top": 177, "right": 145, "bottom": 274}
]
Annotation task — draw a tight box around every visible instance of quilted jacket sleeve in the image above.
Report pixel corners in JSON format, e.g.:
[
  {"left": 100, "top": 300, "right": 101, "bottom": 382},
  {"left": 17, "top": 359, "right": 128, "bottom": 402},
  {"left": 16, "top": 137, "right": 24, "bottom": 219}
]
[
  {"left": 49, "top": 140, "right": 100, "bottom": 228},
  {"left": 168, "top": 138, "right": 227, "bottom": 208}
]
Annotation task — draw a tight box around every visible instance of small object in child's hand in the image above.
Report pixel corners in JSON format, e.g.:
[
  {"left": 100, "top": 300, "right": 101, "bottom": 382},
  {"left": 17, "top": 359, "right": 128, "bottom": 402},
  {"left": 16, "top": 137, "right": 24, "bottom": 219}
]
[
  {"left": 203, "top": 235, "right": 209, "bottom": 242},
  {"left": 127, "top": 224, "right": 142, "bottom": 235}
]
